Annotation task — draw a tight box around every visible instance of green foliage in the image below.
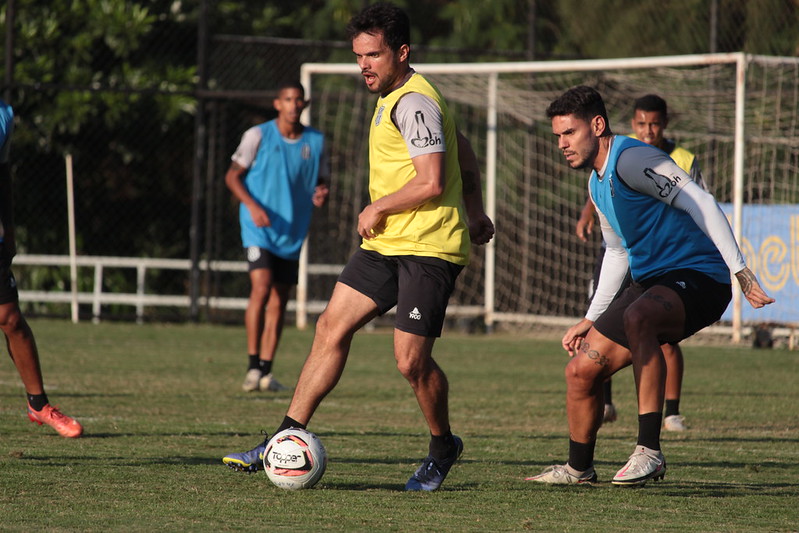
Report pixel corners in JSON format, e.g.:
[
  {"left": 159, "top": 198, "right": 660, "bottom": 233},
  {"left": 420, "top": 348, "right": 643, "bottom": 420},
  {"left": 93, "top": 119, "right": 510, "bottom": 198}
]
[
  {"left": 429, "top": 0, "right": 528, "bottom": 52},
  {"left": 552, "top": 0, "right": 706, "bottom": 58},
  {"left": 7, "top": 0, "right": 194, "bottom": 148},
  {"left": 1, "top": 320, "right": 797, "bottom": 531},
  {"left": 742, "top": 0, "right": 799, "bottom": 55},
  {"left": 203, "top": 0, "right": 799, "bottom": 60},
  {"left": 2, "top": 0, "right": 198, "bottom": 260}
]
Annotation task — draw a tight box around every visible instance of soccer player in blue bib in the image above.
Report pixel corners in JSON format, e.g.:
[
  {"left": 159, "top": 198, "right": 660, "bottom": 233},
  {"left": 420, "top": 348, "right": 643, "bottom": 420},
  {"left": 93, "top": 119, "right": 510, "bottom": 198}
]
[
  {"left": 225, "top": 81, "right": 330, "bottom": 393},
  {"left": 576, "top": 94, "right": 707, "bottom": 431},
  {"left": 0, "top": 99, "right": 83, "bottom": 438},
  {"left": 529, "top": 86, "right": 773, "bottom": 486}
]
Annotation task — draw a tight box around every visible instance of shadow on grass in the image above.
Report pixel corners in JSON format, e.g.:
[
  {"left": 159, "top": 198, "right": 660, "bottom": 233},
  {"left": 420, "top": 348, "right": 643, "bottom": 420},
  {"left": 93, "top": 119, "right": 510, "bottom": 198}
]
[
  {"left": 16, "top": 455, "right": 220, "bottom": 467},
  {"left": 0, "top": 392, "right": 133, "bottom": 399},
  {"left": 657, "top": 481, "right": 799, "bottom": 497},
  {"left": 320, "top": 481, "right": 481, "bottom": 492}
]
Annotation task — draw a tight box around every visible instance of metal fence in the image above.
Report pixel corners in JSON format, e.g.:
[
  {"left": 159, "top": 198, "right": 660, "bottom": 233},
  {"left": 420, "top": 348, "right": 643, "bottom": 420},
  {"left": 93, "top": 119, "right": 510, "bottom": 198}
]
[{"left": 3, "top": 1, "right": 798, "bottom": 333}]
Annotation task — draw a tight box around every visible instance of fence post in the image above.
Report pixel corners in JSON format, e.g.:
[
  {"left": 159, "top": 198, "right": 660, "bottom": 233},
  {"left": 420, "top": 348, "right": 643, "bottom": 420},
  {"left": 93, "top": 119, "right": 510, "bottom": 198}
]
[
  {"left": 65, "top": 153, "right": 79, "bottom": 323},
  {"left": 92, "top": 263, "right": 103, "bottom": 324},
  {"left": 483, "top": 72, "right": 498, "bottom": 332},
  {"left": 136, "top": 264, "right": 146, "bottom": 324},
  {"left": 189, "top": 0, "right": 210, "bottom": 322},
  {"left": 731, "top": 53, "right": 747, "bottom": 343}
]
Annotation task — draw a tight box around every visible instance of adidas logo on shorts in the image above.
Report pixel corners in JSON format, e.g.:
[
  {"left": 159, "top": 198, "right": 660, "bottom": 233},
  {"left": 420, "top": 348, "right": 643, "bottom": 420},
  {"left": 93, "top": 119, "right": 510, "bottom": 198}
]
[{"left": 409, "top": 307, "right": 422, "bottom": 320}]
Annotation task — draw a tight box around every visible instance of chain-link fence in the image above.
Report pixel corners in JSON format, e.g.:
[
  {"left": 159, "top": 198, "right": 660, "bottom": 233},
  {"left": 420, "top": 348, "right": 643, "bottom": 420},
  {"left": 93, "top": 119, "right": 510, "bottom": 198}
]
[{"left": 2, "top": 0, "right": 798, "bottom": 325}]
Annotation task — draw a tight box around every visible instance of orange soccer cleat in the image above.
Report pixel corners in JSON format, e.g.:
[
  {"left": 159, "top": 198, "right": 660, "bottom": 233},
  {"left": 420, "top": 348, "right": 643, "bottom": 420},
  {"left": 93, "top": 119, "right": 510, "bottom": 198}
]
[{"left": 27, "top": 403, "right": 83, "bottom": 438}]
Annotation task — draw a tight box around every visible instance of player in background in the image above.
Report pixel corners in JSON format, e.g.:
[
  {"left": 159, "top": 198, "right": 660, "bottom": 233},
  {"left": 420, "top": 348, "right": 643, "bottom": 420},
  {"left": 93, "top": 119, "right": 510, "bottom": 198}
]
[
  {"left": 0, "top": 99, "right": 83, "bottom": 438},
  {"left": 575, "top": 94, "right": 705, "bottom": 431},
  {"left": 222, "top": 2, "right": 494, "bottom": 491},
  {"left": 224, "top": 81, "right": 329, "bottom": 393},
  {"left": 529, "top": 86, "right": 773, "bottom": 486}
]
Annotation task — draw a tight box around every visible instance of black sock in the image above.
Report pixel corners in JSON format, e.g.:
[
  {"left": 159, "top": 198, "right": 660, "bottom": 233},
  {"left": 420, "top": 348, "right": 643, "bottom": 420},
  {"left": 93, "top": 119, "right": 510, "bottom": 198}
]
[
  {"left": 27, "top": 392, "right": 49, "bottom": 411},
  {"left": 664, "top": 399, "right": 680, "bottom": 418},
  {"left": 603, "top": 379, "right": 613, "bottom": 404},
  {"left": 247, "top": 354, "right": 260, "bottom": 371},
  {"left": 637, "top": 412, "right": 663, "bottom": 450},
  {"left": 275, "top": 416, "right": 306, "bottom": 435},
  {"left": 429, "top": 431, "right": 456, "bottom": 461},
  {"left": 568, "top": 439, "right": 596, "bottom": 472},
  {"left": 258, "top": 359, "right": 273, "bottom": 375}
]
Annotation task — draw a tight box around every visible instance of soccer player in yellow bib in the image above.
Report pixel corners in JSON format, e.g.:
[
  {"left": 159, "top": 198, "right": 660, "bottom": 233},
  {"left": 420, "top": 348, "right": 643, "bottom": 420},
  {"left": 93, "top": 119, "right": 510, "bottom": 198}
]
[
  {"left": 575, "top": 95, "right": 706, "bottom": 432},
  {"left": 222, "top": 2, "right": 494, "bottom": 491}
]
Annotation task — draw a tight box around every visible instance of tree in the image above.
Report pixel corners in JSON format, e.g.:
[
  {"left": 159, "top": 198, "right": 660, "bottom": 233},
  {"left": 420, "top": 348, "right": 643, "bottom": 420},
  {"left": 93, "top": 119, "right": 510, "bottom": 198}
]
[{"left": 2, "top": 0, "right": 198, "bottom": 259}]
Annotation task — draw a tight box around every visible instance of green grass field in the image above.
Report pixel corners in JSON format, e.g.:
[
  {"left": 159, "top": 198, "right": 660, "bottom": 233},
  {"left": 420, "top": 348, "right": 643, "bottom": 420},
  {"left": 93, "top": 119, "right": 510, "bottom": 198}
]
[{"left": 1, "top": 319, "right": 797, "bottom": 532}]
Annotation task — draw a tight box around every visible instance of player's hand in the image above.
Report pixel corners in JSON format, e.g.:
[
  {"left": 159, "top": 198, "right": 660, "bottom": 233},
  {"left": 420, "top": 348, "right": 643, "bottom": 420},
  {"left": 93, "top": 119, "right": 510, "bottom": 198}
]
[
  {"left": 248, "top": 204, "right": 271, "bottom": 227},
  {"left": 468, "top": 213, "right": 495, "bottom": 245},
  {"left": 575, "top": 202, "right": 596, "bottom": 242},
  {"left": 562, "top": 318, "right": 593, "bottom": 357},
  {"left": 357, "top": 204, "right": 383, "bottom": 240},
  {"left": 312, "top": 184, "right": 329, "bottom": 208},
  {"left": 735, "top": 267, "right": 775, "bottom": 309}
]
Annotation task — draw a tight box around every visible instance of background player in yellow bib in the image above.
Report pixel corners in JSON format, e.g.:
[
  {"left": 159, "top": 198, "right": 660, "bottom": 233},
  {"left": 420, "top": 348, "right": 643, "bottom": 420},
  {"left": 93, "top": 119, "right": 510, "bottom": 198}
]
[{"left": 222, "top": 2, "right": 494, "bottom": 491}]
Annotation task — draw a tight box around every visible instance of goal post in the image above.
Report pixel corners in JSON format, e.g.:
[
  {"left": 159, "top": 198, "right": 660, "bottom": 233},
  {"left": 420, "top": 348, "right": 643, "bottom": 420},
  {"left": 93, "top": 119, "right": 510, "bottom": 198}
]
[{"left": 299, "top": 53, "right": 799, "bottom": 341}]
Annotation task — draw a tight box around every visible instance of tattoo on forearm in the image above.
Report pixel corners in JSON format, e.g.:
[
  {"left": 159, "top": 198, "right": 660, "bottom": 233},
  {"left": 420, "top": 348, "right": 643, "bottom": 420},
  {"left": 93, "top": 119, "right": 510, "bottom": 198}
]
[
  {"left": 461, "top": 170, "right": 478, "bottom": 195},
  {"left": 641, "top": 292, "right": 673, "bottom": 311},
  {"left": 580, "top": 341, "right": 608, "bottom": 367},
  {"left": 736, "top": 268, "right": 755, "bottom": 294}
]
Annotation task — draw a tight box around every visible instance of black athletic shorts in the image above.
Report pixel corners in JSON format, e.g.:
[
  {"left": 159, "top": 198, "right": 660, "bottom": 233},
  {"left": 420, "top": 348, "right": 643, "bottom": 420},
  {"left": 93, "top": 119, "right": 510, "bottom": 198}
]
[
  {"left": 593, "top": 269, "right": 731, "bottom": 349},
  {"left": 245, "top": 247, "right": 299, "bottom": 285},
  {"left": 0, "top": 266, "right": 19, "bottom": 305},
  {"left": 337, "top": 248, "right": 464, "bottom": 338}
]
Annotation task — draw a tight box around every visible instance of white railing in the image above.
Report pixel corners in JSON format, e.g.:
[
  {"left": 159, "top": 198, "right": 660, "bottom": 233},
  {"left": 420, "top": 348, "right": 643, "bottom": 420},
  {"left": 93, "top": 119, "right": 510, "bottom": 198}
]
[
  {"left": 14, "top": 254, "right": 487, "bottom": 326},
  {"left": 14, "top": 254, "right": 343, "bottom": 324},
  {"left": 14, "top": 254, "right": 795, "bottom": 347}
]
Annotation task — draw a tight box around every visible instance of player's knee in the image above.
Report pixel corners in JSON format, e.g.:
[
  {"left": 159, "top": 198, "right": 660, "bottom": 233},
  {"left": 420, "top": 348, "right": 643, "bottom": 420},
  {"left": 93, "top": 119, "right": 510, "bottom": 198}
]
[
  {"left": 266, "top": 295, "right": 287, "bottom": 314},
  {"left": 249, "top": 284, "right": 270, "bottom": 302},
  {"left": 0, "top": 304, "right": 24, "bottom": 333},
  {"left": 314, "top": 309, "right": 334, "bottom": 337},
  {"left": 622, "top": 305, "right": 652, "bottom": 336},
  {"left": 395, "top": 358, "right": 415, "bottom": 380},
  {"left": 565, "top": 357, "right": 601, "bottom": 390},
  {"left": 395, "top": 354, "right": 428, "bottom": 382}
]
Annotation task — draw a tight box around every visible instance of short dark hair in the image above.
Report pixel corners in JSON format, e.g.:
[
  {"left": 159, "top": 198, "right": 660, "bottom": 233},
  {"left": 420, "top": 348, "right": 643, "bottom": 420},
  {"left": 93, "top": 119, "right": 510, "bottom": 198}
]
[
  {"left": 276, "top": 80, "right": 305, "bottom": 98},
  {"left": 633, "top": 94, "right": 668, "bottom": 117},
  {"left": 546, "top": 85, "right": 609, "bottom": 126},
  {"left": 346, "top": 2, "right": 410, "bottom": 53}
]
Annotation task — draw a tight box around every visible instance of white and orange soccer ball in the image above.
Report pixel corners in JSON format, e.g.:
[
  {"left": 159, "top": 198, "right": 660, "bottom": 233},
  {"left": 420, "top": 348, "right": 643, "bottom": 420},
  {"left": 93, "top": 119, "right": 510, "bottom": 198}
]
[{"left": 263, "top": 428, "right": 327, "bottom": 490}]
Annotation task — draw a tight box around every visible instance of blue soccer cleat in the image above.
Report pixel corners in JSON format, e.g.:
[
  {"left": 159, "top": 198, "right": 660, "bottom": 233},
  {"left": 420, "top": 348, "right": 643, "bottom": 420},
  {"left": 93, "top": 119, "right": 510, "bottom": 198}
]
[
  {"left": 222, "top": 433, "right": 269, "bottom": 473},
  {"left": 405, "top": 435, "right": 463, "bottom": 491}
]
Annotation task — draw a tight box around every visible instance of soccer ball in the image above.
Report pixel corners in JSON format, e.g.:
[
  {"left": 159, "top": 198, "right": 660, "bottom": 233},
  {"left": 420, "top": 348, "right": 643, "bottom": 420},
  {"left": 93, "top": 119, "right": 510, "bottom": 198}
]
[{"left": 263, "top": 428, "right": 327, "bottom": 490}]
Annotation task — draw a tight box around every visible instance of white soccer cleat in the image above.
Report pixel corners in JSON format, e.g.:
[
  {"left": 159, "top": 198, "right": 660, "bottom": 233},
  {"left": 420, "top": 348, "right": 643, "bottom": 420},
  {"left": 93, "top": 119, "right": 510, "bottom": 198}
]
[
  {"left": 242, "top": 368, "right": 262, "bottom": 392},
  {"left": 259, "top": 373, "right": 288, "bottom": 391},
  {"left": 612, "top": 446, "right": 666, "bottom": 486},
  {"left": 526, "top": 464, "right": 597, "bottom": 485},
  {"left": 664, "top": 414, "right": 687, "bottom": 432}
]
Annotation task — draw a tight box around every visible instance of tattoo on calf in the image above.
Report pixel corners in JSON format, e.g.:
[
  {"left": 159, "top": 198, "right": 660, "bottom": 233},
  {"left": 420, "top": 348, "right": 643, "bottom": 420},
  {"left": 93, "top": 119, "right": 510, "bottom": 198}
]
[{"left": 580, "top": 341, "right": 608, "bottom": 366}]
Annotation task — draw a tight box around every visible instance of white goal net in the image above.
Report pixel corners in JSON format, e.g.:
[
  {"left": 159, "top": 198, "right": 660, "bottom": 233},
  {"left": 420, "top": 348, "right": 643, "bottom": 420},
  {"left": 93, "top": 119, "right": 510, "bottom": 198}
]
[{"left": 300, "top": 53, "right": 799, "bottom": 338}]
